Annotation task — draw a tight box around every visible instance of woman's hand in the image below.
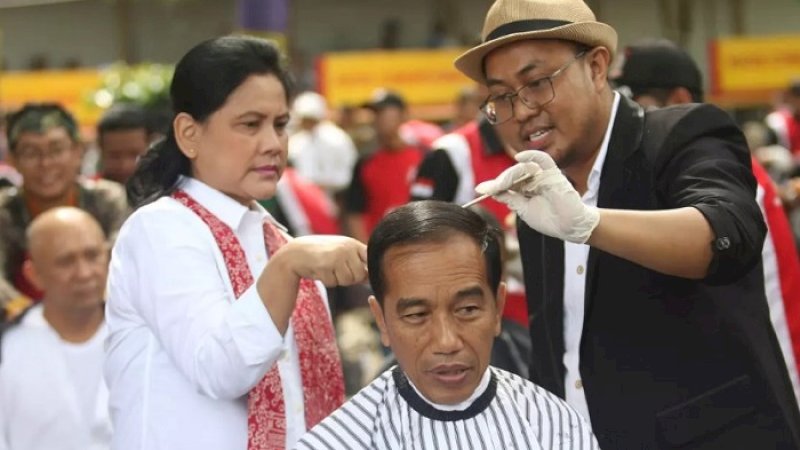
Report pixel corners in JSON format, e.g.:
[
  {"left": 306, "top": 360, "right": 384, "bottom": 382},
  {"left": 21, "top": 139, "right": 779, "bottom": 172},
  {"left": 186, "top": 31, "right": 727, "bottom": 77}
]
[
  {"left": 272, "top": 235, "right": 368, "bottom": 287},
  {"left": 256, "top": 235, "right": 367, "bottom": 334}
]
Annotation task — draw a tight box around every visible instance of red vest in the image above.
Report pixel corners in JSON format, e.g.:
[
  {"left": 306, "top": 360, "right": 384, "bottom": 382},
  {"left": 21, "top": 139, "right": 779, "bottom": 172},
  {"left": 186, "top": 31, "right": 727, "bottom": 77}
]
[
  {"left": 752, "top": 159, "right": 800, "bottom": 379},
  {"left": 455, "top": 121, "right": 528, "bottom": 327},
  {"left": 777, "top": 109, "right": 800, "bottom": 156},
  {"left": 458, "top": 121, "right": 516, "bottom": 226}
]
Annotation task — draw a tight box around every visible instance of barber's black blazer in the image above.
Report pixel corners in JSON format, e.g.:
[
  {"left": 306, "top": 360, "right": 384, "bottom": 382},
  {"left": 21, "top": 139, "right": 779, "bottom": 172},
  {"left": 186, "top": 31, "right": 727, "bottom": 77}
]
[{"left": 520, "top": 96, "right": 800, "bottom": 449}]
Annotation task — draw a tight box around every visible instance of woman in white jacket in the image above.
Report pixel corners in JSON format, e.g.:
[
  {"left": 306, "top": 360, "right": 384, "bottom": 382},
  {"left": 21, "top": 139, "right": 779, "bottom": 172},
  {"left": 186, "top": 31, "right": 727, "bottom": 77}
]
[{"left": 104, "top": 36, "right": 367, "bottom": 450}]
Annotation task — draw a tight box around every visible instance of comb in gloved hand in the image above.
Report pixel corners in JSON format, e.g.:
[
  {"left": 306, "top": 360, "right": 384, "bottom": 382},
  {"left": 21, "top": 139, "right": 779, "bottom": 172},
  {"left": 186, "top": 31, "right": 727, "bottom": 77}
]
[{"left": 461, "top": 173, "right": 534, "bottom": 209}]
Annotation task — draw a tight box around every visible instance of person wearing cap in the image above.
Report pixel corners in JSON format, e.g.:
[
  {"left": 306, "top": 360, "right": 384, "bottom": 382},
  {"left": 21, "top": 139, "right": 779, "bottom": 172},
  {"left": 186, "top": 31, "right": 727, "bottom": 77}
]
[
  {"left": 611, "top": 38, "right": 703, "bottom": 108},
  {"left": 288, "top": 91, "right": 358, "bottom": 198},
  {"left": 456, "top": 0, "right": 800, "bottom": 448},
  {"left": 0, "top": 103, "right": 128, "bottom": 320},
  {"left": 614, "top": 38, "right": 800, "bottom": 408},
  {"left": 344, "top": 90, "right": 423, "bottom": 243},
  {"left": 767, "top": 81, "right": 800, "bottom": 157}
]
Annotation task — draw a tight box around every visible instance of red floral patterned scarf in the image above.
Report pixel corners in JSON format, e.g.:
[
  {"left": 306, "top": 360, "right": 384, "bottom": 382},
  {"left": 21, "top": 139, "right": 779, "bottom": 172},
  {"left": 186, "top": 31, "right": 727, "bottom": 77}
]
[{"left": 172, "top": 190, "right": 344, "bottom": 449}]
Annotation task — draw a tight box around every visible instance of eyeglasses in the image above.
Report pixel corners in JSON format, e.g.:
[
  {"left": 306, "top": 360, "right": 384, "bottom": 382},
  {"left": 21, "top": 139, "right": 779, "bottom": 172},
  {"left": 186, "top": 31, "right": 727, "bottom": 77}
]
[
  {"left": 480, "top": 51, "right": 587, "bottom": 125},
  {"left": 14, "top": 141, "right": 73, "bottom": 165}
]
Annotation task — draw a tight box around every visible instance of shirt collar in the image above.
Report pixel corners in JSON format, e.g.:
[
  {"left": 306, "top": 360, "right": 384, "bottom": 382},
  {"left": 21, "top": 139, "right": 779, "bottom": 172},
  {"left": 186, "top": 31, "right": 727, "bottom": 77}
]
[
  {"left": 585, "top": 91, "right": 621, "bottom": 199},
  {"left": 392, "top": 365, "right": 497, "bottom": 421},
  {"left": 178, "top": 176, "right": 281, "bottom": 232}
]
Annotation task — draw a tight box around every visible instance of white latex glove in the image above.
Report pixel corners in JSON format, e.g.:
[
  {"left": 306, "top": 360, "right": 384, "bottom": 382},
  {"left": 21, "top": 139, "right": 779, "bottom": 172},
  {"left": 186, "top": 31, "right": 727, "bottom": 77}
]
[{"left": 475, "top": 150, "right": 600, "bottom": 244}]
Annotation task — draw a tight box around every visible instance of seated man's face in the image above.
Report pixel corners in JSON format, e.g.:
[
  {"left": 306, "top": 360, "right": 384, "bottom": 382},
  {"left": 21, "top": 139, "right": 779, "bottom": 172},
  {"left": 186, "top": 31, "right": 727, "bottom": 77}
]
[
  {"left": 25, "top": 215, "right": 108, "bottom": 311},
  {"left": 99, "top": 128, "right": 149, "bottom": 184},
  {"left": 11, "top": 127, "right": 81, "bottom": 200},
  {"left": 369, "top": 233, "right": 506, "bottom": 405}
]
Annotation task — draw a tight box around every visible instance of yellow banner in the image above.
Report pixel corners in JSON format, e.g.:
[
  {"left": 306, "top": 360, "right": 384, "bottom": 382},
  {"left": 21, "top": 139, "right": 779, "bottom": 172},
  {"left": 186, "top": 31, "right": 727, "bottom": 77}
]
[
  {"left": 711, "top": 34, "right": 800, "bottom": 95},
  {"left": 0, "top": 69, "right": 103, "bottom": 130},
  {"left": 318, "top": 49, "right": 475, "bottom": 107}
]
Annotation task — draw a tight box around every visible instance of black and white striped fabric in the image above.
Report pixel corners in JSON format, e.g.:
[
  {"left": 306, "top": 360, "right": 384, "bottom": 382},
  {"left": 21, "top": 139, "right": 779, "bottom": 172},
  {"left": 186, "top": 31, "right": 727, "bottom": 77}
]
[{"left": 295, "top": 366, "right": 598, "bottom": 450}]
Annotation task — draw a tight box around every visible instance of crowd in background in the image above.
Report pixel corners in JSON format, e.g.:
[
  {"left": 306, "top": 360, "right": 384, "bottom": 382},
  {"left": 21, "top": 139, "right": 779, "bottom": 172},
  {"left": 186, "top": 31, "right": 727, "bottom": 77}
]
[
  {"left": 1, "top": 33, "right": 800, "bottom": 448},
  {"left": 2, "top": 68, "right": 800, "bottom": 377}
]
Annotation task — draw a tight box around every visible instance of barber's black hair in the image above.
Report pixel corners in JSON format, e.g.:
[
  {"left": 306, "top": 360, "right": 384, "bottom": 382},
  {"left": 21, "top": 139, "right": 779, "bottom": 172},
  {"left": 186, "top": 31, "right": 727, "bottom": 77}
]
[
  {"left": 6, "top": 103, "right": 78, "bottom": 152},
  {"left": 97, "top": 104, "right": 150, "bottom": 141},
  {"left": 367, "top": 200, "right": 502, "bottom": 305},
  {"left": 126, "top": 35, "right": 294, "bottom": 208}
]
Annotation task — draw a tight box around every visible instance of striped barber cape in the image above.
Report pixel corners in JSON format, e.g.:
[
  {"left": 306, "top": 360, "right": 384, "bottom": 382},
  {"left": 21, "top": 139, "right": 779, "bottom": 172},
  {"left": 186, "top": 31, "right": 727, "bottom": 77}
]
[{"left": 295, "top": 366, "right": 599, "bottom": 450}]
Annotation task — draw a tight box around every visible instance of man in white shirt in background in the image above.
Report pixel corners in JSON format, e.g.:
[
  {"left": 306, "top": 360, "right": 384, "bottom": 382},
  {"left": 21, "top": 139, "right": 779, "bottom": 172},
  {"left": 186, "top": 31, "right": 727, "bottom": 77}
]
[
  {"left": 289, "top": 91, "right": 358, "bottom": 200},
  {"left": 0, "top": 207, "right": 111, "bottom": 450}
]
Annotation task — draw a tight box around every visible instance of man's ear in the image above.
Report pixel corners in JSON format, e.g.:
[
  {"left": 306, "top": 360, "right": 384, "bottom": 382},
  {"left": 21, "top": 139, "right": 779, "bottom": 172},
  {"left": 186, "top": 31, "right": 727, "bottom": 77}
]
[
  {"left": 173, "top": 112, "right": 200, "bottom": 160},
  {"left": 368, "top": 295, "right": 391, "bottom": 347},
  {"left": 588, "top": 46, "right": 612, "bottom": 89},
  {"left": 22, "top": 259, "right": 44, "bottom": 292},
  {"left": 494, "top": 281, "right": 507, "bottom": 337}
]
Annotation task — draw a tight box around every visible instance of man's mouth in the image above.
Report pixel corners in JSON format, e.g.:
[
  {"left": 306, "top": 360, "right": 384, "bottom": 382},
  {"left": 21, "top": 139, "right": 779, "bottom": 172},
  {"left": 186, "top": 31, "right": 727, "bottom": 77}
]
[
  {"left": 429, "top": 364, "right": 471, "bottom": 384},
  {"left": 525, "top": 127, "right": 553, "bottom": 149}
]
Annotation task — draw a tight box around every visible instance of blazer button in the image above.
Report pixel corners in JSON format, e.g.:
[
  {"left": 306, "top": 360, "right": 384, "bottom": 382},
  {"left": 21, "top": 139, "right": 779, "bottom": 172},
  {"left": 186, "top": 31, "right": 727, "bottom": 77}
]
[{"left": 715, "top": 237, "right": 731, "bottom": 251}]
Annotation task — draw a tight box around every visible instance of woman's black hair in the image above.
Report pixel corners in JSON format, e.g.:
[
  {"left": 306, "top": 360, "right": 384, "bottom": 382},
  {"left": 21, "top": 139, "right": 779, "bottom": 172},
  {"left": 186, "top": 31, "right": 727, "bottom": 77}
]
[{"left": 126, "top": 35, "right": 294, "bottom": 208}]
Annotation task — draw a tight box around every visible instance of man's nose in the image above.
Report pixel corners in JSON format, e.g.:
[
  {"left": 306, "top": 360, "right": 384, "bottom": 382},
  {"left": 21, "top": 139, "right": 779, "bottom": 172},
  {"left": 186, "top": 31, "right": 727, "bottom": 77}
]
[
  {"left": 430, "top": 315, "right": 464, "bottom": 355},
  {"left": 73, "top": 257, "right": 99, "bottom": 280},
  {"left": 512, "top": 96, "right": 542, "bottom": 124}
]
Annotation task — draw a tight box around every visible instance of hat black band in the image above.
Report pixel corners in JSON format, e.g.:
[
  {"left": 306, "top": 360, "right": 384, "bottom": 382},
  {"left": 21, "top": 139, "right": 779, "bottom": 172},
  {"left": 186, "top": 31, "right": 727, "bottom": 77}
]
[{"left": 485, "top": 19, "right": 573, "bottom": 42}]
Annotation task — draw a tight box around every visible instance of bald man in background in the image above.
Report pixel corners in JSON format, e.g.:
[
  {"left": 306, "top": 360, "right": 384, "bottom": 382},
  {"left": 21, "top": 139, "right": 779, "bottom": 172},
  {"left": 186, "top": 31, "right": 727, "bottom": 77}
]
[{"left": 0, "top": 207, "right": 111, "bottom": 450}]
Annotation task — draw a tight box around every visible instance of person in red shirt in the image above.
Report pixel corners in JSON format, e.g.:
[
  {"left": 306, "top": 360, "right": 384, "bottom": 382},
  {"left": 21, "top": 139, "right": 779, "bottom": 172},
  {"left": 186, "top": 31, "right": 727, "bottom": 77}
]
[{"left": 344, "top": 91, "right": 423, "bottom": 243}]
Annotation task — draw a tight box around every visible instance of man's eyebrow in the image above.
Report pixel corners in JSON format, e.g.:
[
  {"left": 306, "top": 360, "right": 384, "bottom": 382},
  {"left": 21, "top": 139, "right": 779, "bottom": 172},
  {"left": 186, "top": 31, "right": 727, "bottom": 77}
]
[
  {"left": 454, "top": 286, "right": 485, "bottom": 300},
  {"left": 485, "top": 62, "right": 539, "bottom": 88},
  {"left": 395, "top": 297, "right": 428, "bottom": 313}
]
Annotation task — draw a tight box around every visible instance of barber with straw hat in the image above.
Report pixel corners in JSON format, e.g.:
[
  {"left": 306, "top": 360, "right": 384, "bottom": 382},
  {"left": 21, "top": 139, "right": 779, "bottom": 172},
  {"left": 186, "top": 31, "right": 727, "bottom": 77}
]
[{"left": 459, "top": 0, "right": 800, "bottom": 448}]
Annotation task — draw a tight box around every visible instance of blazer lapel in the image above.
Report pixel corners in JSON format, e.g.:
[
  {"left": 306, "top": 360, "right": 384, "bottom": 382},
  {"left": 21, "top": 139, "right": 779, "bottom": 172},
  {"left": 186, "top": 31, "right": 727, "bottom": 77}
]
[
  {"left": 543, "top": 234, "right": 566, "bottom": 397},
  {"left": 534, "top": 232, "right": 566, "bottom": 398},
  {"left": 584, "top": 97, "right": 645, "bottom": 317},
  {"left": 520, "top": 218, "right": 567, "bottom": 397}
]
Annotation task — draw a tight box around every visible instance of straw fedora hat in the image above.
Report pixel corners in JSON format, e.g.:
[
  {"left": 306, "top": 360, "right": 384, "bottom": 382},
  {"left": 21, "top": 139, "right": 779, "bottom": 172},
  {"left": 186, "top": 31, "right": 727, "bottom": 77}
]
[{"left": 455, "top": 0, "right": 618, "bottom": 82}]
